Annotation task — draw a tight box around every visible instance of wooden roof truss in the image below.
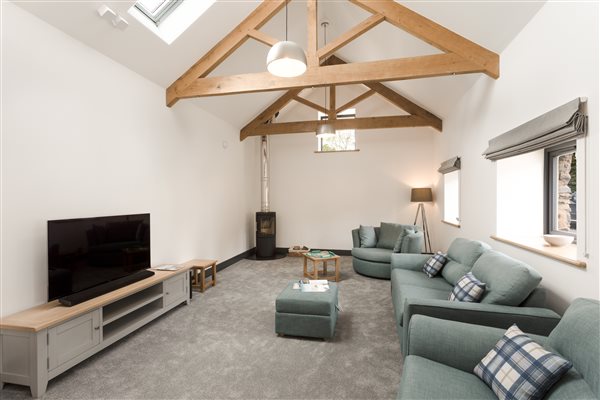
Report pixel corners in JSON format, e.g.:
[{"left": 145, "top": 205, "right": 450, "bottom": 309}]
[{"left": 166, "top": 0, "right": 499, "bottom": 140}]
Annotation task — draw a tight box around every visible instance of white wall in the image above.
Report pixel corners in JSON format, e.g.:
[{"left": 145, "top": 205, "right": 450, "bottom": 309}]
[
  {"left": 268, "top": 86, "right": 438, "bottom": 250},
  {"left": 433, "top": 2, "right": 599, "bottom": 312},
  {"left": 1, "top": 3, "right": 256, "bottom": 316}
]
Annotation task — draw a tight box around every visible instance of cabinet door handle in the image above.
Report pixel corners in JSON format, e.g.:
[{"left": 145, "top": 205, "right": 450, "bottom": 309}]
[{"left": 94, "top": 326, "right": 100, "bottom": 330}]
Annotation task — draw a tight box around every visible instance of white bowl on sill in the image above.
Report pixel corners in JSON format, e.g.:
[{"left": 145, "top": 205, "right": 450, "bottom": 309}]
[{"left": 543, "top": 234, "right": 574, "bottom": 247}]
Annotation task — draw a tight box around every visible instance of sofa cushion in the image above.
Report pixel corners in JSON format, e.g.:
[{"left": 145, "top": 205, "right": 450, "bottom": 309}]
[
  {"left": 351, "top": 247, "right": 393, "bottom": 263},
  {"left": 377, "top": 222, "right": 407, "bottom": 250},
  {"left": 393, "top": 284, "right": 451, "bottom": 326},
  {"left": 545, "top": 369, "right": 597, "bottom": 400},
  {"left": 472, "top": 250, "right": 542, "bottom": 306},
  {"left": 398, "top": 356, "right": 497, "bottom": 400},
  {"left": 474, "top": 324, "right": 572, "bottom": 400},
  {"left": 391, "top": 269, "right": 454, "bottom": 291},
  {"left": 423, "top": 252, "right": 447, "bottom": 277},
  {"left": 393, "top": 227, "right": 413, "bottom": 252},
  {"left": 441, "top": 238, "right": 490, "bottom": 285},
  {"left": 401, "top": 231, "right": 424, "bottom": 253},
  {"left": 358, "top": 225, "right": 377, "bottom": 248},
  {"left": 449, "top": 272, "right": 486, "bottom": 303}
]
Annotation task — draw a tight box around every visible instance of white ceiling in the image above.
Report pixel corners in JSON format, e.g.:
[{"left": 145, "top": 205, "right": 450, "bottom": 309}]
[{"left": 13, "top": 0, "right": 545, "bottom": 128}]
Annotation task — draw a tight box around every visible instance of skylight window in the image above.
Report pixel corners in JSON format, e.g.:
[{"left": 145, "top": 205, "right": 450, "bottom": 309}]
[
  {"left": 134, "top": 0, "right": 181, "bottom": 25},
  {"left": 129, "top": 0, "right": 215, "bottom": 45}
]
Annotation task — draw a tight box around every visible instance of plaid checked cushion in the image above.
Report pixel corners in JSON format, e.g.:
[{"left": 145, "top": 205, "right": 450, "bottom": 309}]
[
  {"left": 422, "top": 251, "right": 447, "bottom": 277},
  {"left": 448, "top": 272, "right": 486, "bottom": 302},
  {"left": 474, "top": 325, "right": 572, "bottom": 400}
]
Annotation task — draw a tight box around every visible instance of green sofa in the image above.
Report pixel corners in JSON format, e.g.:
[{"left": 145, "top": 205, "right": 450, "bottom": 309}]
[
  {"left": 351, "top": 224, "right": 423, "bottom": 279},
  {"left": 398, "top": 298, "right": 600, "bottom": 399},
  {"left": 391, "top": 238, "right": 561, "bottom": 355}
]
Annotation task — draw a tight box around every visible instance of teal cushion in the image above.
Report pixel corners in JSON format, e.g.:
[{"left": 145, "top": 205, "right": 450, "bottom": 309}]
[
  {"left": 471, "top": 250, "right": 542, "bottom": 306},
  {"left": 398, "top": 356, "right": 497, "bottom": 400},
  {"left": 358, "top": 225, "right": 377, "bottom": 248},
  {"left": 377, "top": 222, "right": 404, "bottom": 250},
  {"left": 391, "top": 269, "right": 454, "bottom": 291},
  {"left": 351, "top": 247, "right": 393, "bottom": 263},
  {"left": 441, "top": 238, "right": 490, "bottom": 285},
  {"left": 393, "top": 227, "right": 414, "bottom": 252},
  {"left": 401, "top": 231, "right": 424, "bottom": 253}
]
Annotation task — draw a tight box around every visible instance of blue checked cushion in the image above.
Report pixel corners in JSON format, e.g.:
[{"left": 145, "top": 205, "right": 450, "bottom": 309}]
[
  {"left": 474, "top": 324, "right": 572, "bottom": 400},
  {"left": 449, "top": 272, "right": 486, "bottom": 302},
  {"left": 422, "top": 251, "right": 447, "bottom": 277}
]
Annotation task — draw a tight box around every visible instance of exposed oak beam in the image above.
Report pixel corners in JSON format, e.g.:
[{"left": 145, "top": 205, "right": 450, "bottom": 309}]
[
  {"left": 349, "top": 0, "right": 499, "bottom": 78},
  {"left": 293, "top": 95, "right": 328, "bottom": 114},
  {"left": 179, "top": 53, "right": 482, "bottom": 98},
  {"left": 242, "top": 115, "right": 431, "bottom": 137},
  {"left": 317, "top": 14, "right": 385, "bottom": 61},
  {"left": 166, "top": 0, "right": 287, "bottom": 107},
  {"left": 335, "top": 89, "right": 375, "bottom": 114},
  {"left": 328, "top": 86, "right": 336, "bottom": 120},
  {"left": 247, "top": 29, "right": 279, "bottom": 47},
  {"left": 306, "top": 0, "right": 319, "bottom": 68}
]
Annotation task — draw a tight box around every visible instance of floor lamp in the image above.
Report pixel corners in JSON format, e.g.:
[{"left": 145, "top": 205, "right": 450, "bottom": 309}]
[{"left": 411, "top": 188, "right": 433, "bottom": 253}]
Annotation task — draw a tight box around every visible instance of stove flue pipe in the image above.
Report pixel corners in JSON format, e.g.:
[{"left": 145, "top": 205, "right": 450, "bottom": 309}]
[{"left": 260, "top": 135, "right": 270, "bottom": 213}]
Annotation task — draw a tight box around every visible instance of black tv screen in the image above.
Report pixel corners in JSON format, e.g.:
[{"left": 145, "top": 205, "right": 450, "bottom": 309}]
[{"left": 48, "top": 213, "right": 150, "bottom": 301}]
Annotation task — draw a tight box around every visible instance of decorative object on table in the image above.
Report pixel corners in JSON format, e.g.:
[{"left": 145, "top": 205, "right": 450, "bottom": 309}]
[
  {"left": 266, "top": 0, "right": 306, "bottom": 78},
  {"left": 474, "top": 324, "right": 572, "bottom": 400},
  {"left": 543, "top": 234, "right": 575, "bottom": 247},
  {"left": 411, "top": 187, "right": 433, "bottom": 253},
  {"left": 303, "top": 251, "right": 341, "bottom": 282},
  {"left": 449, "top": 272, "right": 486, "bottom": 302},
  {"left": 422, "top": 251, "right": 447, "bottom": 278},
  {"left": 299, "top": 279, "right": 330, "bottom": 293},
  {"left": 288, "top": 245, "right": 310, "bottom": 257}
]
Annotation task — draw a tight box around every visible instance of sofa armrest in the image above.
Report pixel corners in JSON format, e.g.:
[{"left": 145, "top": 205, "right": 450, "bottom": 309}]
[
  {"left": 351, "top": 229, "right": 360, "bottom": 248},
  {"left": 406, "top": 315, "right": 548, "bottom": 373},
  {"left": 390, "top": 253, "right": 430, "bottom": 271},
  {"left": 402, "top": 298, "right": 561, "bottom": 354}
]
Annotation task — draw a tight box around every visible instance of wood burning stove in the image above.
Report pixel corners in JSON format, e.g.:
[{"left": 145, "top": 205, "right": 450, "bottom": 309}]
[{"left": 256, "top": 212, "right": 276, "bottom": 258}]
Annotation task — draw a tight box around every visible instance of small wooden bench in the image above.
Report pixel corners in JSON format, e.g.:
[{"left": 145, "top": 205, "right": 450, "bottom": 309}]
[{"left": 190, "top": 259, "right": 218, "bottom": 292}]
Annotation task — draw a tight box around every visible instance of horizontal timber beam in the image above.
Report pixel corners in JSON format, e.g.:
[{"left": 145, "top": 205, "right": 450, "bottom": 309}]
[
  {"left": 242, "top": 115, "right": 431, "bottom": 137},
  {"left": 178, "top": 53, "right": 482, "bottom": 99}
]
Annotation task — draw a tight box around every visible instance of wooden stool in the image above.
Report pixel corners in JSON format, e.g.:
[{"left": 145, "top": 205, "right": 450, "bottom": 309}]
[{"left": 190, "top": 259, "right": 218, "bottom": 292}]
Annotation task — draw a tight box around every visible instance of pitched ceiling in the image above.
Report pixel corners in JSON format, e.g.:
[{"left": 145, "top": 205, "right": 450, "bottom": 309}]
[{"left": 13, "top": 0, "right": 545, "bottom": 127}]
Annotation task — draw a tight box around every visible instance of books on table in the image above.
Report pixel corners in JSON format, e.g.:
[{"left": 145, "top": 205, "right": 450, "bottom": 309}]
[
  {"left": 300, "top": 279, "right": 330, "bottom": 292},
  {"left": 307, "top": 250, "right": 336, "bottom": 259}
]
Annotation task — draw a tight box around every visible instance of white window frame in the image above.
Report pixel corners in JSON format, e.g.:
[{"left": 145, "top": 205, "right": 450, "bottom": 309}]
[
  {"left": 316, "top": 108, "right": 356, "bottom": 152},
  {"left": 443, "top": 170, "right": 460, "bottom": 226}
]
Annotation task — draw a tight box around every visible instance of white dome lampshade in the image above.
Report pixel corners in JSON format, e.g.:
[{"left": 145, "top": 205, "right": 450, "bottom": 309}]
[
  {"left": 316, "top": 123, "right": 336, "bottom": 139},
  {"left": 266, "top": 41, "right": 307, "bottom": 78}
]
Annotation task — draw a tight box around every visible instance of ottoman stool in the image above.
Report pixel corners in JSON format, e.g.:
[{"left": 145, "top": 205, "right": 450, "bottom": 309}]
[{"left": 275, "top": 282, "right": 338, "bottom": 339}]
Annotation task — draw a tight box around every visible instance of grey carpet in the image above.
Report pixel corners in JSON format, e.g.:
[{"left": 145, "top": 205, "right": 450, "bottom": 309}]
[{"left": 2, "top": 256, "right": 403, "bottom": 399}]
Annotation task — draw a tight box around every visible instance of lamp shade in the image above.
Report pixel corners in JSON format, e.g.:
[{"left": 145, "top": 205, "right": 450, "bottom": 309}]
[
  {"left": 266, "top": 41, "right": 307, "bottom": 78},
  {"left": 411, "top": 188, "right": 433, "bottom": 202},
  {"left": 316, "top": 123, "right": 336, "bottom": 138}
]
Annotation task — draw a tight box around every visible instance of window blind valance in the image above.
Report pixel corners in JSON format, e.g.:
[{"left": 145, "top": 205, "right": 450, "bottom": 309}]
[
  {"left": 483, "top": 97, "right": 587, "bottom": 161},
  {"left": 438, "top": 156, "right": 461, "bottom": 174}
]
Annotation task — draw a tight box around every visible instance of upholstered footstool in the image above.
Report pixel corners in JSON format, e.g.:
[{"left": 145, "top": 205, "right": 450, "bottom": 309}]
[{"left": 275, "top": 282, "right": 338, "bottom": 339}]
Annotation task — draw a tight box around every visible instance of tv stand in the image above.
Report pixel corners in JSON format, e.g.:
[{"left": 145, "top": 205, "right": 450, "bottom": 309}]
[
  {"left": 0, "top": 260, "right": 204, "bottom": 398},
  {"left": 59, "top": 270, "right": 155, "bottom": 306}
]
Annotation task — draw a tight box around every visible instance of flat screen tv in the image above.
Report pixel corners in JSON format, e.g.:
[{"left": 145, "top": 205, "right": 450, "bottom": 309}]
[{"left": 48, "top": 213, "right": 151, "bottom": 302}]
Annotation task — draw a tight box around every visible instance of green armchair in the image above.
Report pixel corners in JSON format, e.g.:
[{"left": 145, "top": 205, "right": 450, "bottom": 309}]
[{"left": 398, "top": 298, "right": 599, "bottom": 399}]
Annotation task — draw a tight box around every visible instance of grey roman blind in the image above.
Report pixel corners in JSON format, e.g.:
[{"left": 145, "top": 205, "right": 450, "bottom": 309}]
[
  {"left": 483, "top": 97, "right": 588, "bottom": 161},
  {"left": 438, "top": 156, "right": 461, "bottom": 174}
]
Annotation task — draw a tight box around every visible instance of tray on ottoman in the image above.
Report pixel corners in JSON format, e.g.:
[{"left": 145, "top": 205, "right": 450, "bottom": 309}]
[{"left": 275, "top": 281, "right": 338, "bottom": 339}]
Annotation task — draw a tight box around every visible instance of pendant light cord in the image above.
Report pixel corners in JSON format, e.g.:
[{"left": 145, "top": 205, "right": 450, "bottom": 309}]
[{"left": 285, "top": 1, "right": 288, "bottom": 41}]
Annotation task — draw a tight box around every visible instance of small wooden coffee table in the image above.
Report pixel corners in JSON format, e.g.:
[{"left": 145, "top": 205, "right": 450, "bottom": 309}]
[
  {"left": 303, "top": 252, "right": 341, "bottom": 282},
  {"left": 190, "top": 259, "right": 218, "bottom": 292}
]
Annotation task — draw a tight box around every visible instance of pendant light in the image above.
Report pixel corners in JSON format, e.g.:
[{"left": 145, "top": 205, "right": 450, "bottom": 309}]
[
  {"left": 316, "top": 22, "right": 335, "bottom": 139},
  {"left": 266, "top": 1, "right": 307, "bottom": 78}
]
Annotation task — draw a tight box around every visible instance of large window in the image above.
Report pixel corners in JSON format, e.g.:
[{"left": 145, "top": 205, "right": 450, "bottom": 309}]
[
  {"left": 545, "top": 142, "right": 577, "bottom": 238},
  {"left": 317, "top": 109, "right": 356, "bottom": 152}
]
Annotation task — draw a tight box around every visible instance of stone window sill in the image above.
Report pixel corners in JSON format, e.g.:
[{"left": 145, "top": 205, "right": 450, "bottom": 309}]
[{"left": 490, "top": 235, "right": 586, "bottom": 269}]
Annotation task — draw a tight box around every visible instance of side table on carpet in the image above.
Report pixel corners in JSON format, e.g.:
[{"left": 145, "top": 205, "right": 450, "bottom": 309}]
[
  {"left": 303, "top": 251, "right": 341, "bottom": 282},
  {"left": 190, "top": 259, "right": 218, "bottom": 292},
  {"left": 275, "top": 282, "right": 338, "bottom": 339}
]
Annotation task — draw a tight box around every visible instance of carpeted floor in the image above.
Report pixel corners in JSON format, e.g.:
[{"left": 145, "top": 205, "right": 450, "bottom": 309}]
[{"left": 2, "top": 256, "right": 402, "bottom": 399}]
